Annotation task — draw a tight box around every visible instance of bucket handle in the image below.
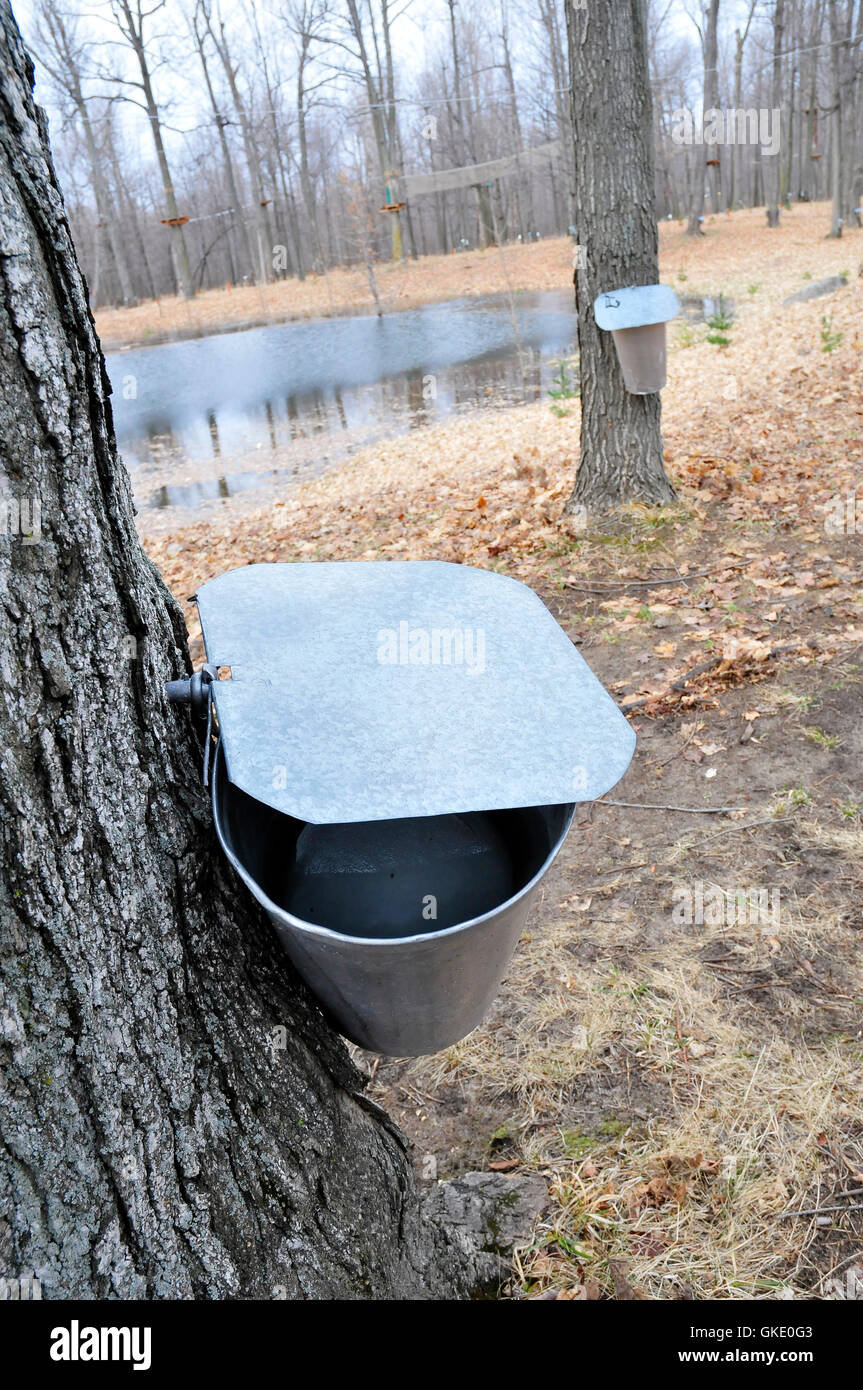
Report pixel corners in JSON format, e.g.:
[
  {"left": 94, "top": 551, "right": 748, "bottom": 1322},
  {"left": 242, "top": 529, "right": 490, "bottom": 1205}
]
[{"left": 165, "top": 664, "right": 219, "bottom": 786}]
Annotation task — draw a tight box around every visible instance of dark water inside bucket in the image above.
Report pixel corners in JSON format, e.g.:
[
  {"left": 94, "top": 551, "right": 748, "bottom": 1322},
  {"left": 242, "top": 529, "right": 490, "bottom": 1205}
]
[
  {"left": 284, "top": 812, "right": 515, "bottom": 939},
  {"left": 105, "top": 290, "right": 577, "bottom": 513}
]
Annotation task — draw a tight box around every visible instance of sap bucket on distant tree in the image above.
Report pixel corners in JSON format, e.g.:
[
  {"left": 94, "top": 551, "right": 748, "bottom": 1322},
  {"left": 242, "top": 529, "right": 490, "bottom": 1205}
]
[
  {"left": 167, "top": 562, "right": 635, "bottom": 1056},
  {"left": 594, "top": 284, "right": 680, "bottom": 393}
]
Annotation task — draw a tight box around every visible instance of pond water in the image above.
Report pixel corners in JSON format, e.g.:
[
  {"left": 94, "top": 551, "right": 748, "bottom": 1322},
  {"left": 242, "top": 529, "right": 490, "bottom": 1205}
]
[{"left": 105, "top": 290, "right": 577, "bottom": 518}]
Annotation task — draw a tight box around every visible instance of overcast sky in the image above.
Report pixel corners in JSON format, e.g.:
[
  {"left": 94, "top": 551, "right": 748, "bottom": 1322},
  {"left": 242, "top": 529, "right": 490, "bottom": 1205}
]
[{"left": 10, "top": 0, "right": 780, "bottom": 174}]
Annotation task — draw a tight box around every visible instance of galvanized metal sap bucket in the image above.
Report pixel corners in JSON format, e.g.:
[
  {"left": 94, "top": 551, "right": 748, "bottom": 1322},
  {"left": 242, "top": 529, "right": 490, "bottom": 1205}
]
[
  {"left": 186, "top": 561, "right": 634, "bottom": 1056},
  {"left": 594, "top": 284, "right": 680, "bottom": 395},
  {"left": 212, "top": 752, "right": 575, "bottom": 1055}
]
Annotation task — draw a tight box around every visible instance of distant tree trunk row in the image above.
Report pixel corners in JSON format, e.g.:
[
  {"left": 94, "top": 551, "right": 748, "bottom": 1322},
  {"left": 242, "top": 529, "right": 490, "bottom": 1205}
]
[{"left": 25, "top": 0, "right": 863, "bottom": 308}]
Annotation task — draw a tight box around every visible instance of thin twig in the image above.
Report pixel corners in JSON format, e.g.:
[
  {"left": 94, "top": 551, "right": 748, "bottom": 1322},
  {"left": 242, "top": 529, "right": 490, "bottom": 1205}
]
[
  {"left": 648, "top": 720, "right": 700, "bottom": 769},
  {"left": 733, "top": 981, "right": 784, "bottom": 992},
  {"left": 696, "top": 815, "right": 791, "bottom": 844},
  {"left": 564, "top": 561, "right": 749, "bottom": 593},
  {"left": 674, "top": 1004, "right": 691, "bottom": 1081},
  {"left": 582, "top": 861, "right": 649, "bottom": 883},
  {"left": 622, "top": 642, "right": 803, "bottom": 714},
  {"left": 595, "top": 799, "right": 747, "bottom": 814},
  {"left": 778, "top": 1202, "right": 863, "bottom": 1219}
]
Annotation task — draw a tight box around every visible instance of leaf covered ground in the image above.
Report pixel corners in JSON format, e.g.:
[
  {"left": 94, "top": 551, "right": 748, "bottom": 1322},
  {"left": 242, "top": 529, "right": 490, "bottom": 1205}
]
[{"left": 141, "top": 202, "right": 863, "bottom": 1299}]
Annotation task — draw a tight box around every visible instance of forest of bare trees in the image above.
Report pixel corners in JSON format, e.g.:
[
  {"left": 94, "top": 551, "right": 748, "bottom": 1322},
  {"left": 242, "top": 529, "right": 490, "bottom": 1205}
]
[{"left": 20, "top": 0, "right": 863, "bottom": 307}]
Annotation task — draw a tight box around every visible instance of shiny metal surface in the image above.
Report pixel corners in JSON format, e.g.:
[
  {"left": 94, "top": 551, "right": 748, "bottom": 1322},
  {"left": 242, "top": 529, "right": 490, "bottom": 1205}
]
[
  {"left": 212, "top": 742, "right": 574, "bottom": 1056},
  {"left": 593, "top": 283, "right": 680, "bottom": 330},
  {"left": 195, "top": 561, "right": 635, "bottom": 825}
]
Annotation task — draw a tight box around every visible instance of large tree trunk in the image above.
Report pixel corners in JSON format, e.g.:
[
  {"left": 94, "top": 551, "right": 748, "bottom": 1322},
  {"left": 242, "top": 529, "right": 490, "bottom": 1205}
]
[
  {"left": 564, "top": 0, "right": 675, "bottom": 514},
  {"left": 0, "top": 2, "right": 511, "bottom": 1300}
]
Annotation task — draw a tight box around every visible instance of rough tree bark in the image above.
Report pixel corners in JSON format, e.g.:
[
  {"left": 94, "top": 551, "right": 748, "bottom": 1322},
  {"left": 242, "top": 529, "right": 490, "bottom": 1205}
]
[
  {"left": 0, "top": 3, "right": 535, "bottom": 1300},
  {"left": 564, "top": 0, "right": 675, "bottom": 515}
]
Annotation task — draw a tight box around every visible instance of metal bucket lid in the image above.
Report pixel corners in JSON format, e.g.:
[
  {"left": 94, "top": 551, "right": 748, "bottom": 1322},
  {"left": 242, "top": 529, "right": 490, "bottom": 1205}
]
[
  {"left": 594, "top": 283, "right": 680, "bottom": 331},
  {"left": 195, "top": 561, "right": 635, "bottom": 824}
]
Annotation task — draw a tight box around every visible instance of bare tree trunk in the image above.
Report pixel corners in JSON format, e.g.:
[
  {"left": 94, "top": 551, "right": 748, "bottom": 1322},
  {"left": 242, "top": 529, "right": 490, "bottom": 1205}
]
[
  {"left": 730, "top": 27, "right": 744, "bottom": 208},
  {"left": 657, "top": 102, "right": 681, "bottom": 219},
  {"left": 109, "top": 0, "right": 195, "bottom": 297},
  {"left": 752, "top": 65, "right": 764, "bottom": 205},
  {"left": 33, "top": 2, "right": 138, "bottom": 306},
  {"left": 199, "top": 2, "right": 273, "bottom": 284},
  {"left": 104, "top": 114, "right": 158, "bottom": 302},
  {"left": 851, "top": 0, "right": 863, "bottom": 224},
  {"left": 191, "top": 1, "right": 257, "bottom": 284},
  {"left": 766, "top": 0, "right": 786, "bottom": 225},
  {"left": 0, "top": 2, "right": 516, "bottom": 1300},
  {"left": 379, "top": 0, "right": 415, "bottom": 259},
  {"left": 249, "top": 0, "right": 300, "bottom": 276},
  {"left": 445, "top": 0, "right": 470, "bottom": 246},
  {"left": 785, "top": 0, "right": 798, "bottom": 201},
  {"left": 686, "top": 2, "right": 719, "bottom": 235},
  {"left": 343, "top": 0, "right": 400, "bottom": 259},
  {"left": 79, "top": 107, "right": 137, "bottom": 306},
  {"left": 500, "top": 0, "right": 532, "bottom": 240},
  {"left": 296, "top": 41, "right": 324, "bottom": 272},
  {"left": 704, "top": 0, "right": 721, "bottom": 215},
  {"left": 831, "top": 0, "right": 858, "bottom": 229},
  {"left": 828, "top": 0, "right": 845, "bottom": 234},
  {"left": 564, "top": 0, "right": 675, "bottom": 514},
  {"left": 538, "top": 0, "right": 573, "bottom": 231},
  {"left": 800, "top": 0, "right": 824, "bottom": 201}
]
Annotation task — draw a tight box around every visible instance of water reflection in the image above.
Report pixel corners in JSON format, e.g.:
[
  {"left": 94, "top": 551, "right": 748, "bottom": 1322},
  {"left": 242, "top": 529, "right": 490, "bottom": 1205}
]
[
  {"left": 106, "top": 290, "right": 576, "bottom": 512},
  {"left": 150, "top": 469, "right": 291, "bottom": 511}
]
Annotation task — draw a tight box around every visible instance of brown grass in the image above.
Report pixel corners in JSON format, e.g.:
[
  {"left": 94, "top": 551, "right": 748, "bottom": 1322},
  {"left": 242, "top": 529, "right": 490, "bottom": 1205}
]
[
  {"left": 393, "top": 826, "right": 863, "bottom": 1299},
  {"left": 94, "top": 235, "right": 572, "bottom": 350}
]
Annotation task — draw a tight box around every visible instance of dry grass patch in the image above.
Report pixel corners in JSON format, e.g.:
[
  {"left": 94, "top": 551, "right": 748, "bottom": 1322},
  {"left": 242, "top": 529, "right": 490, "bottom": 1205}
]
[
  {"left": 101, "top": 200, "right": 856, "bottom": 353},
  {"left": 378, "top": 929, "right": 861, "bottom": 1299}
]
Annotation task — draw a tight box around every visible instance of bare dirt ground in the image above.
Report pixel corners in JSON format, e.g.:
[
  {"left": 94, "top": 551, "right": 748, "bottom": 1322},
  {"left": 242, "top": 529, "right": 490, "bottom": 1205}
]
[{"left": 140, "top": 202, "right": 863, "bottom": 1299}]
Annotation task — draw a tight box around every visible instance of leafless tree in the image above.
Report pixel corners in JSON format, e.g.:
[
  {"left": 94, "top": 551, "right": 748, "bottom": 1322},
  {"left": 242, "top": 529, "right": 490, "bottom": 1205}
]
[{"left": 101, "top": 0, "right": 196, "bottom": 296}]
